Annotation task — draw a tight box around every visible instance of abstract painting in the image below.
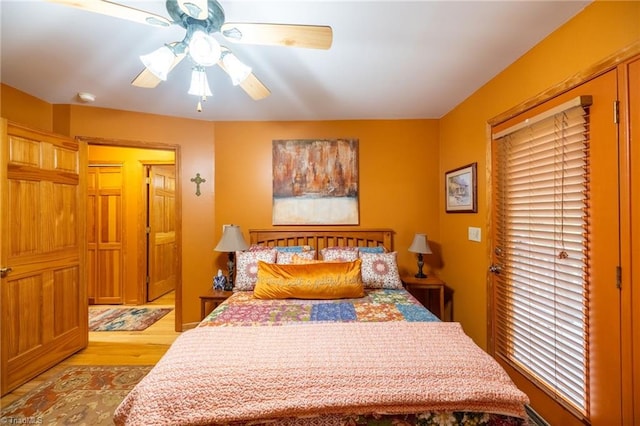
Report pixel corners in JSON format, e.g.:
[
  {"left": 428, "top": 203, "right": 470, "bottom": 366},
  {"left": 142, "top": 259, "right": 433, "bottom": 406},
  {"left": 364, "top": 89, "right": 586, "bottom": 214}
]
[{"left": 272, "top": 139, "right": 359, "bottom": 225}]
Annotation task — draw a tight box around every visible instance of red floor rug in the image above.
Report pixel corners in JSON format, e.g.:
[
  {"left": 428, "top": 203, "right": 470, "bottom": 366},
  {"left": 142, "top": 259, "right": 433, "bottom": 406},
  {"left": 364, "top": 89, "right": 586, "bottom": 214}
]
[
  {"left": 0, "top": 365, "right": 152, "bottom": 425},
  {"left": 89, "top": 307, "right": 172, "bottom": 331}
]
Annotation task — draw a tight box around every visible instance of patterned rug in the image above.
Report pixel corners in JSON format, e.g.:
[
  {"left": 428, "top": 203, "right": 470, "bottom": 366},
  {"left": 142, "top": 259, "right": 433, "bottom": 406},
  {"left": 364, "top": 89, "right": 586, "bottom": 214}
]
[
  {"left": 0, "top": 365, "right": 152, "bottom": 425},
  {"left": 89, "top": 307, "right": 172, "bottom": 331}
]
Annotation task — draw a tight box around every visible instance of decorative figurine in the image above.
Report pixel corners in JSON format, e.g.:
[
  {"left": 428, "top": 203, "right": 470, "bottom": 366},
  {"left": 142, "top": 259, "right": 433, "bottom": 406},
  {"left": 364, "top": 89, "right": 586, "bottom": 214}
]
[{"left": 213, "top": 269, "right": 227, "bottom": 290}]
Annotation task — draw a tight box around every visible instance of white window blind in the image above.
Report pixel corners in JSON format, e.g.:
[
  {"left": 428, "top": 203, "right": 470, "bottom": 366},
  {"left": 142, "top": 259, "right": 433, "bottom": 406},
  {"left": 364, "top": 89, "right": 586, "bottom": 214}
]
[{"left": 492, "top": 96, "right": 592, "bottom": 414}]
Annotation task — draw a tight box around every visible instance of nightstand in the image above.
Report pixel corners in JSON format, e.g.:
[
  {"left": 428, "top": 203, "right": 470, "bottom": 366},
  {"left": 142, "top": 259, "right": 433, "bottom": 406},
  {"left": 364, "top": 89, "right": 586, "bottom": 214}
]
[
  {"left": 199, "top": 289, "right": 233, "bottom": 320},
  {"left": 401, "top": 274, "right": 449, "bottom": 321}
]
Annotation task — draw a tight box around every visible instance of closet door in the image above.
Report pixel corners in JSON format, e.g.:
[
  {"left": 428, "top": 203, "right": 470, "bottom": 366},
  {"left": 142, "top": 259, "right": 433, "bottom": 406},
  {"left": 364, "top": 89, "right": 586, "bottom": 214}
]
[
  {"left": 0, "top": 121, "right": 87, "bottom": 395},
  {"left": 87, "top": 165, "right": 124, "bottom": 304}
]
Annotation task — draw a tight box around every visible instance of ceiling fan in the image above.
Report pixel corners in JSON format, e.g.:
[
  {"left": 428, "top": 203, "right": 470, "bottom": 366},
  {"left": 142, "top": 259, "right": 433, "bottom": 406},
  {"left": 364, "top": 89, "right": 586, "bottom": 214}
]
[{"left": 46, "top": 0, "right": 333, "bottom": 109}]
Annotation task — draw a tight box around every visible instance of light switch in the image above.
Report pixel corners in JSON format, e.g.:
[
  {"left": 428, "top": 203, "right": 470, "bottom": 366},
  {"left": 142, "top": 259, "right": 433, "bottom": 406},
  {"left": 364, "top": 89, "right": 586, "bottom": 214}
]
[{"left": 468, "top": 227, "right": 481, "bottom": 242}]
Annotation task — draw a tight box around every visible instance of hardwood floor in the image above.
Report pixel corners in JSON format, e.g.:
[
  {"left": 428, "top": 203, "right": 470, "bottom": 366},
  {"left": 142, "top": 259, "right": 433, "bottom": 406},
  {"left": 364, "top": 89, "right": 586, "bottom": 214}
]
[{"left": 0, "top": 291, "right": 180, "bottom": 407}]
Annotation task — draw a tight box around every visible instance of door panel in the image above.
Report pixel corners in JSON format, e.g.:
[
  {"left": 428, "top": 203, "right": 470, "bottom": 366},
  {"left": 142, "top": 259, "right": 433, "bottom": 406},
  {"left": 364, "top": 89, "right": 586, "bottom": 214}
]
[
  {"left": 147, "top": 164, "right": 176, "bottom": 302},
  {"left": 1, "top": 121, "right": 87, "bottom": 396},
  {"left": 87, "top": 165, "right": 124, "bottom": 304}
]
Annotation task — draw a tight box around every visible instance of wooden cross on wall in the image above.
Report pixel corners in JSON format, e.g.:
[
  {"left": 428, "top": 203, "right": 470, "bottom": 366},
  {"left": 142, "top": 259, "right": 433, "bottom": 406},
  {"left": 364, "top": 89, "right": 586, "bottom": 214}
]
[{"left": 190, "top": 173, "right": 206, "bottom": 196}]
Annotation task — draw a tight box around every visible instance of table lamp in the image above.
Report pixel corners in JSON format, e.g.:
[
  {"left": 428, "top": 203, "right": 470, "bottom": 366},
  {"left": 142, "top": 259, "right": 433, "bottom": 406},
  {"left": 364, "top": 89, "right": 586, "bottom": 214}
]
[
  {"left": 214, "top": 224, "right": 249, "bottom": 290},
  {"left": 408, "top": 233, "right": 432, "bottom": 278}
]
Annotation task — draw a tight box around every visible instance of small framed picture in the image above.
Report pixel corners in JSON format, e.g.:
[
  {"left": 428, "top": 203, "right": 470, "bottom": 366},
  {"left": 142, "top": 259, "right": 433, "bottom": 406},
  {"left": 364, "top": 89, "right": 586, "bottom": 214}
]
[{"left": 445, "top": 162, "right": 477, "bottom": 213}]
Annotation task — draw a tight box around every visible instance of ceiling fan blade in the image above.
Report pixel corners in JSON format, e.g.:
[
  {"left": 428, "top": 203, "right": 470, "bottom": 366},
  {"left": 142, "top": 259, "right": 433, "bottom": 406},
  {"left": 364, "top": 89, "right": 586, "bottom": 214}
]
[
  {"left": 239, "top": 73, "right": 271, "bottom": 100},
  {"left": 131, "top": 50, "right": 186, "bottom": 88},
  {"left": 177, "top": 0, "right": 208, "bottom": 20},
  {"left": 131, "top": 68, "right": 162, "bottom": 88},
  {"left": 221, "top": 23, "right": 333, "bottom": 50},
  {"left": 45, "top": 0, "right": 171, "bottom": 27}
]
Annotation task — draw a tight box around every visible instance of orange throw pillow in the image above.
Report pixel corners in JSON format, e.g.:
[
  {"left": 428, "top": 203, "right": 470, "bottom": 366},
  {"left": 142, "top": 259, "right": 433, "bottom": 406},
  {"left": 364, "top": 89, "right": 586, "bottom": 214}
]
[{"left": 253, "top": 259, "right": 365, "bottom": 300}]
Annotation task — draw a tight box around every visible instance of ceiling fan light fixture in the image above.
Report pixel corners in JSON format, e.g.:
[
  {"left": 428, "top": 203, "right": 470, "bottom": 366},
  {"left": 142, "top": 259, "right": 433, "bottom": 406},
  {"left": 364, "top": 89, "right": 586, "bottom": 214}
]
[
  {"left": 140, "top": 45, "right": 176, "bottom": 81},
  {"left": 188, "top": 67, "right": 213, "bottom": 98},
  {"left": 188, "top": 29, "right": 221, "bottom": 67},
  {"left": 222, "top": 52, "right": 252, "bottom": 86}
]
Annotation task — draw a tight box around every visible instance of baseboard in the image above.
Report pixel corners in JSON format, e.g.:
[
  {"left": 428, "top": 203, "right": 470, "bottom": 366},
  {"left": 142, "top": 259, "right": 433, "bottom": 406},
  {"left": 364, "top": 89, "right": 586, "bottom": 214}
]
[{"left": 525, "top": 405, "right": 550, "bottom": 426}]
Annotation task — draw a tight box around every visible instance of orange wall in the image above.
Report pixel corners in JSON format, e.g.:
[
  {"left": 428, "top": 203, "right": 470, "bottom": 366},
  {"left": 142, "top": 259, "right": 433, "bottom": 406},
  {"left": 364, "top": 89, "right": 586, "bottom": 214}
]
[
  {"left": 1, "top": 84, "right": 53, "bottom": 132},
  {"left": 87, "top": 145, "right": 175, "bottom": 304},
  {"left": 213, "top": 120, "right": 440, "bottom": 276},
  {"left": 1, "top": 89, "right": 439, "bottom": 327},
  {"left": 438, "top": 0, "right": 640, "bottom": 348}
]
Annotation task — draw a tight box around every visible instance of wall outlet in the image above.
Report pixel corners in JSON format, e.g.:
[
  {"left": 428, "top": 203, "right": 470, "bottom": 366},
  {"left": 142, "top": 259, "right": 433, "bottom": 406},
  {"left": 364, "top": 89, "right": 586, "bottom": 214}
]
[{"left": 468, "top": 226, "right": 482, "bottom": 242}]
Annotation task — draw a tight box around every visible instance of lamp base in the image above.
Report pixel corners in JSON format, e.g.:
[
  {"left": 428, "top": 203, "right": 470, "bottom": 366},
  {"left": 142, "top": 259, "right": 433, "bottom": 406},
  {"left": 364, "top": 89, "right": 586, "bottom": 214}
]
[
  {"left": 225, "top": 252, "right": 235, "bottom": 291},
  {"left": 415, "top": 253, "right": 427, "bottom": 279}
]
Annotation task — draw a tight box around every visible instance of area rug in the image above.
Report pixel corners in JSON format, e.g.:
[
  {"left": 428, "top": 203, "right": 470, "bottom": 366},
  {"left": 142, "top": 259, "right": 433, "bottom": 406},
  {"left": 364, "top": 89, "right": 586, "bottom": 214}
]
[
  {"left": 89, "top": 307, "right": 172, "bottom": 331},
  {"left": 0, "top": 365, "right": 152, "bottom": 425}
]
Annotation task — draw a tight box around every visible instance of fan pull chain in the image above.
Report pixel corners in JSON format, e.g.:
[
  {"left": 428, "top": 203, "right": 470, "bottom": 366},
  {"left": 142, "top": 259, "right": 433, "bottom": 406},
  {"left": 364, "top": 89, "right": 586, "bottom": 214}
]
[{"left": 197, "top": 95, "right": 208, "bottom": 112}]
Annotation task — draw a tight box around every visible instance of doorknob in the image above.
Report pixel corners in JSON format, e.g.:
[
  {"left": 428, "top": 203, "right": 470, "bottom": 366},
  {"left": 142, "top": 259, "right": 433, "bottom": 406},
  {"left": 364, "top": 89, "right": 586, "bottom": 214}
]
[
  {"left": 489, "top": 264, "right": 501, "bottom": 275},
  {"left": 0, "top": 267, "right": 12, "bottom": 278}
]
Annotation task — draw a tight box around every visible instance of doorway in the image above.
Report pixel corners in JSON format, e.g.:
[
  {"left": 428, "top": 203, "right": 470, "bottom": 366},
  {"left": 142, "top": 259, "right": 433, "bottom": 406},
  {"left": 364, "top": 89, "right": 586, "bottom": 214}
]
[{"left": 82, "top": 138, "right": 182, "bottom": 332}]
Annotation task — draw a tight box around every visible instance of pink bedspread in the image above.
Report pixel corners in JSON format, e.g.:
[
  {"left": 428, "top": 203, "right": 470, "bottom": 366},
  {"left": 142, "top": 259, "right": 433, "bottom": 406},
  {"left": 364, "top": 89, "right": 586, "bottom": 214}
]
[{"left": 114, "top": 322, "right": 528, "bottom": 425}]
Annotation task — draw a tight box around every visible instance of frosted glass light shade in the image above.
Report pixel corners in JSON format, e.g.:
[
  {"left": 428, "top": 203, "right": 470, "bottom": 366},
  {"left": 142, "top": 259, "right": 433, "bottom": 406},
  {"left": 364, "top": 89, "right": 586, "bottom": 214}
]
[
  {"left": 188, "top": 68, "right": 213, "bottom": 97},
  {"left": 188, "top": 30, "right": 221, "bottom": 67},
  {"left": 140, "top": 45, "right": 176, "bottom": 81},
  {"left": 222, "top": 52, "right": 252, "bottom": 86}
]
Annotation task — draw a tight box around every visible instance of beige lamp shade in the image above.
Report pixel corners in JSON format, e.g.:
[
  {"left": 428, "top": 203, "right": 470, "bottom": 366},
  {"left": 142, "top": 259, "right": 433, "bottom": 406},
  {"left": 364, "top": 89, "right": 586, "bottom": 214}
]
[
  {"left": 408, "top": 233, "right": 432, "bottom": 254},
  {"left": 214, "top": 225, "right": 249, "bottom": 252}
]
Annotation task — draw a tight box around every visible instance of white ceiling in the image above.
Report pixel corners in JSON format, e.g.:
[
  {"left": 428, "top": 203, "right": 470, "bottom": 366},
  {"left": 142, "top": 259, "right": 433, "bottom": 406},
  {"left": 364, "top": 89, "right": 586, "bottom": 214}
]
[{"left": 0, "top": 0, "right": 590, "bottom": 122}]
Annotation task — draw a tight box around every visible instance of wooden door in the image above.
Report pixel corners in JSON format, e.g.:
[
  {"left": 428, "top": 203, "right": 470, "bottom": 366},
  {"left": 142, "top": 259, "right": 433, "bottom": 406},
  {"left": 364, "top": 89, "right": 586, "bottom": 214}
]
[
  {"left": 0, "top": 121, "right": 87, "bottom": 396},
  {"left": 87, "top": 165, "right": 124, "bottom": 304},
  {"left": 147, "top": 164, "right": 176, "bottom": 301},
  {"left": 489, "top": 70, "right": 621, "bottom": 425}
]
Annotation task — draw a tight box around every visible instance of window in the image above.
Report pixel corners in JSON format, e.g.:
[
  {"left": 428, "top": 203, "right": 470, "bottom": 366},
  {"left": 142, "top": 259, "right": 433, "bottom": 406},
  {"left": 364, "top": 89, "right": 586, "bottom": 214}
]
[{"left": 492, "top": 96, "right": 592, "bottom": 414}]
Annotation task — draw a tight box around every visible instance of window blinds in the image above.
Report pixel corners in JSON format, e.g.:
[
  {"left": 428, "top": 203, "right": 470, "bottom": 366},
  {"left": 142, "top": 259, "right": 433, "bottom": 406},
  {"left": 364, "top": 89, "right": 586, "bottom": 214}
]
[{"left": 492, "top": 96, "right": 592, "bottom": 414}]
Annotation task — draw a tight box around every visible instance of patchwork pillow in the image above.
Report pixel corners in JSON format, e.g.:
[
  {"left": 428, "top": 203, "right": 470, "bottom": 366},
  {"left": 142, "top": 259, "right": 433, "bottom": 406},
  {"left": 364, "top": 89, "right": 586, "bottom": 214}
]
[
  {"left": 234, "top": 249, "right": 277, "bottom": 291},
  {"left": 253, "top": 259, "right": 365, "bottom": 300},
  {"left": 320, "top": 246, "right": 359, "bottom": 262},
  {"left": 276, "top": 250, "right": 316, "bottom": 265},
  {"left": 359, "top": 251, "right": 403, "bottom": 289}
]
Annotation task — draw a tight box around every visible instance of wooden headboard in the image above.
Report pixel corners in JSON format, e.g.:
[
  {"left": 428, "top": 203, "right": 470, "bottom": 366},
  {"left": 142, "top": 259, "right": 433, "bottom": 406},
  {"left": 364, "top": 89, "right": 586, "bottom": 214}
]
[{"left": 249, "top": 228, "right": 394, "bottom": 252}]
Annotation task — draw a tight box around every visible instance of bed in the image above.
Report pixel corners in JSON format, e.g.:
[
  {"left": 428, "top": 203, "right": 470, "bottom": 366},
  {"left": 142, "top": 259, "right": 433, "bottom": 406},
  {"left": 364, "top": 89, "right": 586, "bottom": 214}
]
[{"left": 114, "top": 228, "right": 529, "bottom": 426}]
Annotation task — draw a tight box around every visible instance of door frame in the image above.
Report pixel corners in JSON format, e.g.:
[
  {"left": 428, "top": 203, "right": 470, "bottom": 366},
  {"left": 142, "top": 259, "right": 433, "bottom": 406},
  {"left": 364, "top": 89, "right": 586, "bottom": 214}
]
[{"left": 79, "top": 137, "right": 183, "bottom": 332}]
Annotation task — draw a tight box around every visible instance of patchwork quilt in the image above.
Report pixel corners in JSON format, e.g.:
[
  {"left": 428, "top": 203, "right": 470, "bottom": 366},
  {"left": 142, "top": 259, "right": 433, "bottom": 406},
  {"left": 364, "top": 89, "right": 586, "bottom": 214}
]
[{"left": 198, "top": 288, "right": 440, "bottom": 327}]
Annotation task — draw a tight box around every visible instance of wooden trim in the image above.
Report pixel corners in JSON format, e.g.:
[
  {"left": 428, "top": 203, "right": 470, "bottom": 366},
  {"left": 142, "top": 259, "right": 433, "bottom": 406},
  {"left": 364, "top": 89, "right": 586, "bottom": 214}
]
[{"left": 488, "top": 40, "right": 640, "bottom": 127}]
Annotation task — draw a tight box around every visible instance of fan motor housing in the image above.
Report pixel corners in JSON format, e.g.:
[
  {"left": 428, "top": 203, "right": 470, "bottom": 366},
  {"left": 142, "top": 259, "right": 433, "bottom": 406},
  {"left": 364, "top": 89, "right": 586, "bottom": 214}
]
[{"left": 166, "top": 0, "right": 225, "bottom": 32}]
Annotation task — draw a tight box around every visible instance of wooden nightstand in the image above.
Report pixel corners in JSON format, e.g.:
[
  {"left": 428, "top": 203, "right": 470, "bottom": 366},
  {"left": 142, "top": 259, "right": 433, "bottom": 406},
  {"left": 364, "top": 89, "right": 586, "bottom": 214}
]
[
  {"left": 401, "top": 274, "right": 449, "bottom": 321},
  {"left": 199, "top": 289, "right": 233, "bottom": 320}
]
